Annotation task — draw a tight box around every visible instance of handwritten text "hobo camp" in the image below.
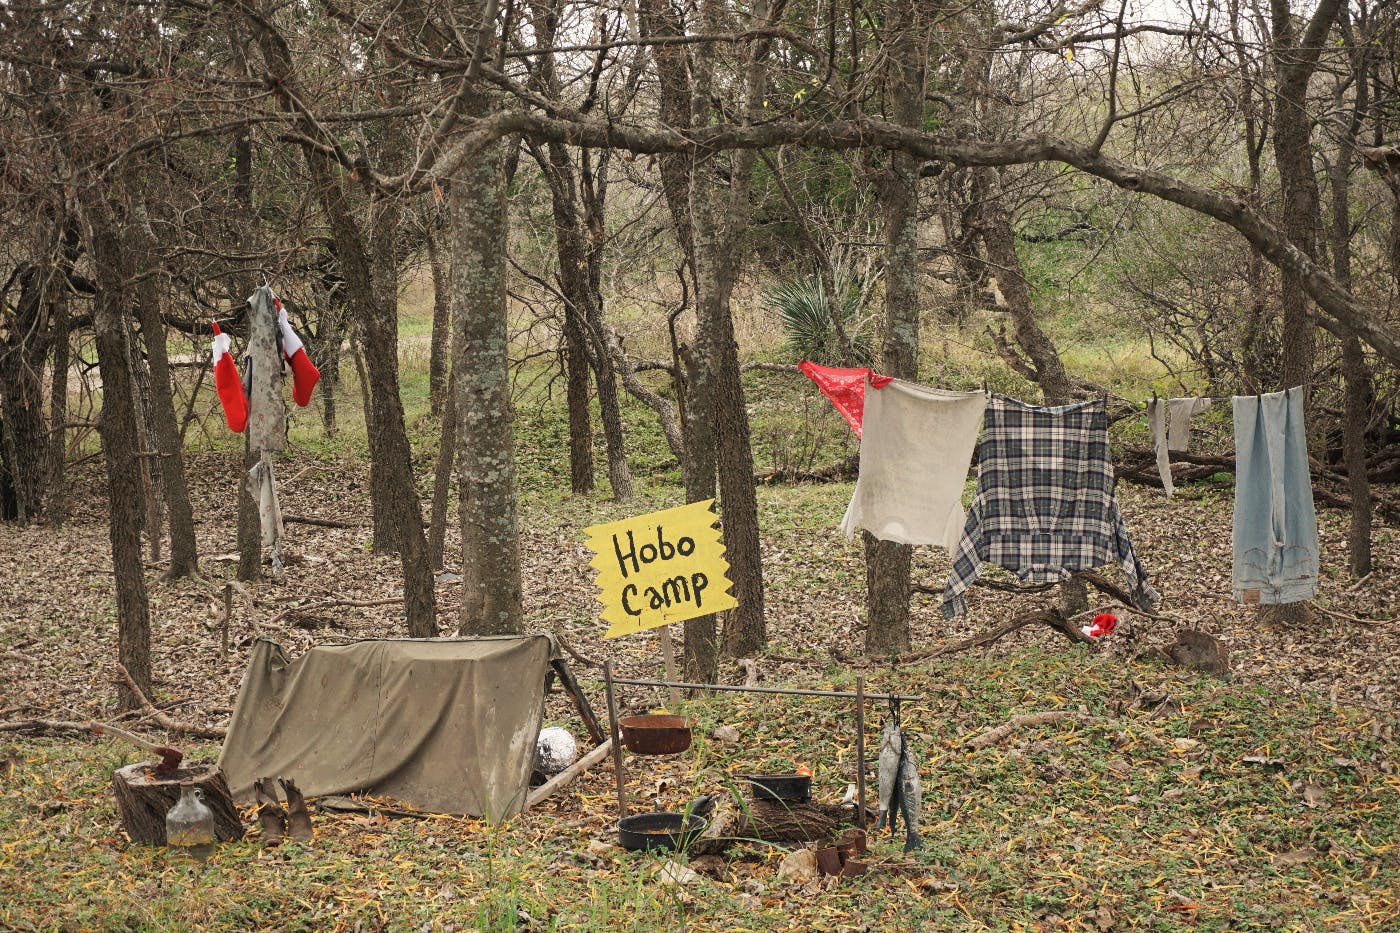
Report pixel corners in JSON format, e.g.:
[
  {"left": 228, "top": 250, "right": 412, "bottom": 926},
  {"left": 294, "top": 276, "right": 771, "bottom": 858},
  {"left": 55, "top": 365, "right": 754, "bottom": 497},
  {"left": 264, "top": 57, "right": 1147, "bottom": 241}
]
[{"left": 582, "top": 499, "right": 739, "bottom": 639}]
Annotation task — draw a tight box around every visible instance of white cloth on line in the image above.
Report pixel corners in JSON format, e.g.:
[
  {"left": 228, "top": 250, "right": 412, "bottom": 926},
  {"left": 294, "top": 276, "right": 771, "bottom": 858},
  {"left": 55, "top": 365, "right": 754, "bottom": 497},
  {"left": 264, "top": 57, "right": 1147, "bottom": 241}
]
[{"left": 840, "top": 378, "right": 988, "bottom": 552}]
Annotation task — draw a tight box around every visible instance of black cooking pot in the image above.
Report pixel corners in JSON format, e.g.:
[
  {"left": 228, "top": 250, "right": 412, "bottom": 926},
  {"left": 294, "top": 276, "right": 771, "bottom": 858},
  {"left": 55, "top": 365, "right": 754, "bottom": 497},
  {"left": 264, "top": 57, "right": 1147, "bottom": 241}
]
[
  {"left": 617, "top": 812, "right": 708, "bottom": 852},
  {"left": 742, "top": 773, "right": 812, "bottom": 803}
]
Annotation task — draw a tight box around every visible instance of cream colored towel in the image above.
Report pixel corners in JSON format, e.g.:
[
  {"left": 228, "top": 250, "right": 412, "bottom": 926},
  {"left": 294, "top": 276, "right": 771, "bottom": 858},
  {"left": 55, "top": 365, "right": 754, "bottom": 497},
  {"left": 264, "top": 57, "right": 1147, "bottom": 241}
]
[{"left": 841, "top": 379, "right": 987, "bottom": 552}]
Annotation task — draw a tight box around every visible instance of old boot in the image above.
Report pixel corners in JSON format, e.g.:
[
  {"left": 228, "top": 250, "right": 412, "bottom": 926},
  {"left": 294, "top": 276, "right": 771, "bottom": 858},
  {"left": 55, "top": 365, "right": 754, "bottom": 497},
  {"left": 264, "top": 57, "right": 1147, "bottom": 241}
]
[
  {"left": 255, "top": 777, "right": 285, "bottom": 846},
  {"left": 280, "top": 778, "right": 313, "bottom": 843}
]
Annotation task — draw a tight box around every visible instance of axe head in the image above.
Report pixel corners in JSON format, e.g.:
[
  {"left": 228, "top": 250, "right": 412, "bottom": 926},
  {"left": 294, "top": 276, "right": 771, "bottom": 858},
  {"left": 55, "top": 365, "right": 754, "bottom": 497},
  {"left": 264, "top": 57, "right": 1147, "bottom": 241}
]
[{"left": 152, "top": 746, "right": 184, "bottom": 774}]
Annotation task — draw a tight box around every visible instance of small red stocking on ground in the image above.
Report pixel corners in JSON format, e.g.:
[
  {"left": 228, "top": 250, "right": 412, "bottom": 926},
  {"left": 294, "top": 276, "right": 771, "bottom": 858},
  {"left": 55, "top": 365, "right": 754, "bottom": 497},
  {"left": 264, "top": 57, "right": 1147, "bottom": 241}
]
[
  {"left": 211, "top": 323, "right": 248, "bottom": 433},
  {"left": 1080, "top": 612, "right": 1118, "bottom": 639},
  {"left": 276, "top": 300, "right": 320, "bottom": 407}
]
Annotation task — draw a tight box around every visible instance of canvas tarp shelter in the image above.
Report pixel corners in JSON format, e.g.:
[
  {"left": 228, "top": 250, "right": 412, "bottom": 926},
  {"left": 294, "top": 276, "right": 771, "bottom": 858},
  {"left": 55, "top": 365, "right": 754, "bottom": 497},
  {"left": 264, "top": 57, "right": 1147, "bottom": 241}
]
[{"left": 219, "top": 636, "right": 552, "bottom": 817}]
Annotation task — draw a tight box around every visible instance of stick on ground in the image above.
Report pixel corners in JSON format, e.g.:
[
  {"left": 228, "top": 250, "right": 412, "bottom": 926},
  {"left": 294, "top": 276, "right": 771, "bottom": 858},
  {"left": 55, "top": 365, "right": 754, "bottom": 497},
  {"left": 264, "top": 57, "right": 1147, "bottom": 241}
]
[{"left": 967, "top": 711, "right": 1082, "bottom": 749}]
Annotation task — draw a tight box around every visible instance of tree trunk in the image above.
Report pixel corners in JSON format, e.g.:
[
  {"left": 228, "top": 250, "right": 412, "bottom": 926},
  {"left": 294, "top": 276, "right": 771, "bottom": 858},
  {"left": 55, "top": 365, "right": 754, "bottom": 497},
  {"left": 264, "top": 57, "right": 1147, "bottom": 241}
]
[
  {"left": 315, "top": 252, "right": 348, "bottom": 438},
  {"left": 977, "top": 174, "right": 1075, "bottom": 405},
  {"left": 693, "top": 161, "right": 766, "bottom": 658},
  {"left": 88, "top": 205, "right": 153, "bottom": 710},
  {"left": 228, "top": 118, "right": 262, "bottom": 583},
  {"left": 130, "top": 199, "right": 199, "bottom": 578},
  {"left": 45, "top": 266, "right": 70, "bottom": 525},
  {"left": 562, "top": 304, "right": 596, "bottom": 495},
  {"left": 427, "top": 230, "right": 452, "bottom": 420},
  {"left": 0, "top": 264, "right": 51, "bottom": 524},
  {"left": 125, "top": 309, "right": 165, "bottom": 566},
  {"left": 356, "top": 196, "right": 437, "bottom": 637},
  {"left": 637, "top": 0, "right": 714, "bottom": 677},
  {"left": 1264, "top": 0, "right": 1343, "bottom": 624},
  {"left": 429, "top": 372, "right": 456, "bottom": 571},
  {"left": 865, "top": 3, "right": 927, "bottom": 656},
  {"left": 452, "top": 117, "right": 522, "bottom": 637},
  {"left": 1327, "top": 33, "right": 1373, "bottom": 578},
  {"left": 679, "top": 345, "right": 720, "bottom": 683},
  {"left": 236, "top": 435, "right": 261, "bottom": 582},
  {"left": 579, "top": 150, "right": 634, "bottom": 502},
  {"left": 690, "top": 0, "right": 769, "bottom": 660}
]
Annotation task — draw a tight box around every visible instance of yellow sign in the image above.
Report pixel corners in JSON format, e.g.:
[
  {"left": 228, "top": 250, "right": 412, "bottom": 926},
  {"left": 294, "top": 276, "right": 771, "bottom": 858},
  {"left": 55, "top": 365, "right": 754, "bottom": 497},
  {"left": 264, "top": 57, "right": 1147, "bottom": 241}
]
[{"left": 583, "top": 499, "right": 738, "bottom": 639}]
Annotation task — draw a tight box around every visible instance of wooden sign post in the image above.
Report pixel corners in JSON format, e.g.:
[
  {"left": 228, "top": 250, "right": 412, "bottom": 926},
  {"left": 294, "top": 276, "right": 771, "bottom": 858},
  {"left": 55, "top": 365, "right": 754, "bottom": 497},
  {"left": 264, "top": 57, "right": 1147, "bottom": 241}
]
[{"left": 583, "top": 499, "right": 739, "bottom": 706}]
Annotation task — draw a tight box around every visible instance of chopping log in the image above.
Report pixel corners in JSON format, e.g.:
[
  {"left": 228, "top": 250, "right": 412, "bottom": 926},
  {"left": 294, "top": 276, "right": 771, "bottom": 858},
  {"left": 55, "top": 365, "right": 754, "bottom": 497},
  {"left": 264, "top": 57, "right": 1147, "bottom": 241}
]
[{"left": 111, "top": 760, "right": 244, "bottom": 846}]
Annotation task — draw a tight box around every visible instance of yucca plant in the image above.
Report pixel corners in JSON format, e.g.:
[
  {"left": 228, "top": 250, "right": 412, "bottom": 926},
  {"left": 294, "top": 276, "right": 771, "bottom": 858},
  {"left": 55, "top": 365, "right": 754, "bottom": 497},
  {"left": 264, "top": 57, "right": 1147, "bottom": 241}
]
[{"left": 764, "top": 274, "right": 876, "bottom": 367}]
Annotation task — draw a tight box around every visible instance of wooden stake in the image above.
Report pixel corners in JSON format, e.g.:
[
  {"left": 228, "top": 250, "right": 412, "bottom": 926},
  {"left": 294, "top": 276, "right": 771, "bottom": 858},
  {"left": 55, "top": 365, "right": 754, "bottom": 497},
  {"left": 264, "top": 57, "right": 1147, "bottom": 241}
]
[
  {"left": 855, "top": 675, "right": 866, "bottom": 829},
  {"left": 603, "top": 661, "right": 627, "bottom": 819},
  {"left": 659, "top": 626, "right": 681, "bottom": 708}
]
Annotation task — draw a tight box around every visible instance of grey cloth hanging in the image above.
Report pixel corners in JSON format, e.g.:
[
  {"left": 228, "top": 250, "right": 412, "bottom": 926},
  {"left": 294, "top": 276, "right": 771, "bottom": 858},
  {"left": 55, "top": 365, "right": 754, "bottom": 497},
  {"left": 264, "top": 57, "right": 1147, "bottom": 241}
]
[
  {"left": 1166, "top": 397, "right": 1212, "bottom": 452},
  {"left": 1146, "top": 399, "right": 1174, "bottom": 497},
  {"left": 1147, "top": 396, "right": 1212, "bottom": 497},
  {"left": 246, "top": 452, "right": 284, "bottom": 574}
]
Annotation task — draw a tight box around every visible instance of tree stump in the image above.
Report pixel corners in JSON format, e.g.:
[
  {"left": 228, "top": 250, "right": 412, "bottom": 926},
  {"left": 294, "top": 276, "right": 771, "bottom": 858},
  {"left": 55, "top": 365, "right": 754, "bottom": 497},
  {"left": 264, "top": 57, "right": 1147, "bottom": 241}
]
[
  {"left": 1162, "top": 629, "right": 1232, "bottom": 679},
  {"left": 111, "top": 761, "right": 244, "bottom": 845}
]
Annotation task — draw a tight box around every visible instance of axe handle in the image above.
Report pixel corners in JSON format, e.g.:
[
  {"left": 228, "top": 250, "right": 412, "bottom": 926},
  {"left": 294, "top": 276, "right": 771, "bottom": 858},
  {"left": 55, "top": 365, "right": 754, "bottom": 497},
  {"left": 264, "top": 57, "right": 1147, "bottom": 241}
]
[{"left": 89, "top": 721, "right": 162, "bottom": 755}]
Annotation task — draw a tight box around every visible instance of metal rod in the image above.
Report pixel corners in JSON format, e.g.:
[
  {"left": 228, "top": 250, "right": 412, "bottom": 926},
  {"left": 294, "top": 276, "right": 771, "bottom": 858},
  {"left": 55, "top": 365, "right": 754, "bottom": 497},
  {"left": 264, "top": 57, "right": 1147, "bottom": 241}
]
[
  {"left": 603, "top": 661, "right": 627, "bottom": 819},
  {"left": 221, "top": 582, "right": 232, "bottom": 658},
  {"left": 855, "top": 675, "right": 867, "bottom": 830},
  {"left": 609, "top": 677, "right": 918, "bottom": 703}
]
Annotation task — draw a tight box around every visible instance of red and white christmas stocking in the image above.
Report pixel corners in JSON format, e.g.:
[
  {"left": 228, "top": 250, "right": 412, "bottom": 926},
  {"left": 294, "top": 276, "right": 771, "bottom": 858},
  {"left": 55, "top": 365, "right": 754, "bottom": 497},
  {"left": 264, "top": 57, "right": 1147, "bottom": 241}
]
[
  {"left": 211, "top": 323, "right": 248, "bottom": 433},
  {"left": 276, "top": 299, "right": 320, "bottom": 407}
]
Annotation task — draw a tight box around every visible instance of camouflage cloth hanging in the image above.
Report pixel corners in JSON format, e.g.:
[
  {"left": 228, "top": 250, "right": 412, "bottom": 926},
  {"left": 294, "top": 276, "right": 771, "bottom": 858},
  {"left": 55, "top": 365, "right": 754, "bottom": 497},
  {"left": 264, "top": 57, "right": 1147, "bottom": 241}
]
[{"left": 243, "top": 285, "right": 285, "bottom": 455}]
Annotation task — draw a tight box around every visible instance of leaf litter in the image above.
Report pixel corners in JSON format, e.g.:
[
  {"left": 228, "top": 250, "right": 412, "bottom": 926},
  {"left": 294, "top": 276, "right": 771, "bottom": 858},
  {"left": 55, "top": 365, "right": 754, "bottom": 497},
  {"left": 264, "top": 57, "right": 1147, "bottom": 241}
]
[{"left": 0, "top": 443, "right": 1397, "bottom": 929}]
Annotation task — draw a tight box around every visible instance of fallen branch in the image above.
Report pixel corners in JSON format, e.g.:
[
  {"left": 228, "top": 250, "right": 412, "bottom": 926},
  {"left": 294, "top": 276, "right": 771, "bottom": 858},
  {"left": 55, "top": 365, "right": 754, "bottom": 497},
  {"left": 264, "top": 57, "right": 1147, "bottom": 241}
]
[
  {"left": 283, "top": 513, "right": 362, "bottom": 529},
  {"left": 915, "top": 570, "right": 1174, "bottom": 623},
  {"left": 900, "top": 608, "right": 1089, "bottom": 663},
  {"left": 756, "top": 453, "right": 859, "bottom": 485},
  {"left": 967, "top": 711, "right": 1082, "bottom": 749},
  {"left": 2, "top": 650, "right": 39, "bottom": 664},
  {"left": 1313, "top": 604, "right": 1394, "bottom": 627},
  {"left": 264, "top": 596, "right": 404, "bottom": 628},
  {"left": 523, "top": 738, "right": 614, "bottom": 811},
  {"left": 0, "top": 718, "right": 93, "bottom": 736},
  {"left": 113, "top": 664, "right": 227, "bottom": 740}
]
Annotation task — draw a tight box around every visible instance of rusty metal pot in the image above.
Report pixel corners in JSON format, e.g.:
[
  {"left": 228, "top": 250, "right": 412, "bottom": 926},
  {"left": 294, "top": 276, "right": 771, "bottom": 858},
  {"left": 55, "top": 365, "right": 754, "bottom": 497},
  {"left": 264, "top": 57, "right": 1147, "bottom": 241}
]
[{"left": 619, "top": 714, "right": 692, "bottom": 755}]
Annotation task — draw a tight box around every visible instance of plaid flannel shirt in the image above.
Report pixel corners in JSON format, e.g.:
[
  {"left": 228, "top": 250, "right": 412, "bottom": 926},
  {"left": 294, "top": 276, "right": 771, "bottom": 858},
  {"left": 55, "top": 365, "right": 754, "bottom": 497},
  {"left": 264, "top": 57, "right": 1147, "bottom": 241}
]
[{"left": 942, "top": 396, "right": 1158, "bottom": 618}]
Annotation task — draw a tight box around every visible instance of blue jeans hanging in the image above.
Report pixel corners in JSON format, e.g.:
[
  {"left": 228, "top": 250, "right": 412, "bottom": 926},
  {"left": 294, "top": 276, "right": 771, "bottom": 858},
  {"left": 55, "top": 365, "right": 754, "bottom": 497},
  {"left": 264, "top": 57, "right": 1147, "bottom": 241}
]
[{"left": 1232, "top": 388, "right": 1319, "bottom": 604}]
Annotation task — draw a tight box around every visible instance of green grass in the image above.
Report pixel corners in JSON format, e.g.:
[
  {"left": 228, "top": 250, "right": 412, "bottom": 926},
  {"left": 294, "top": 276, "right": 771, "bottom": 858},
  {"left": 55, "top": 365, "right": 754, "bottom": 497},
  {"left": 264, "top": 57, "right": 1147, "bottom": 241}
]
[{"left": 4, "top": 649, "right": 1396, "bottom": 931}]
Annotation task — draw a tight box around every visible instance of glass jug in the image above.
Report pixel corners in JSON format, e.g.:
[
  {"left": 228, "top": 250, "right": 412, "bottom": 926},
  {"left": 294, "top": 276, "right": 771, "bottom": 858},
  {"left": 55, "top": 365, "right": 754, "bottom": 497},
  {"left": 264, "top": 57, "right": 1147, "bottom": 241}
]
[{"left": 165, "top": 782, "right": 216, "bottom": 860}]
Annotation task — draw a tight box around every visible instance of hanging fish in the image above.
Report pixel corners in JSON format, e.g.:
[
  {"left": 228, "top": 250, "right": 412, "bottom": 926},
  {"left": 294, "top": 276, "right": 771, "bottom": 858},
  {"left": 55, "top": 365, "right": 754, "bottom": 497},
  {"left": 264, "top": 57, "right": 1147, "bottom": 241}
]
[{"left": 875, "top": 716, "right": 922, "bottom": 852}]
